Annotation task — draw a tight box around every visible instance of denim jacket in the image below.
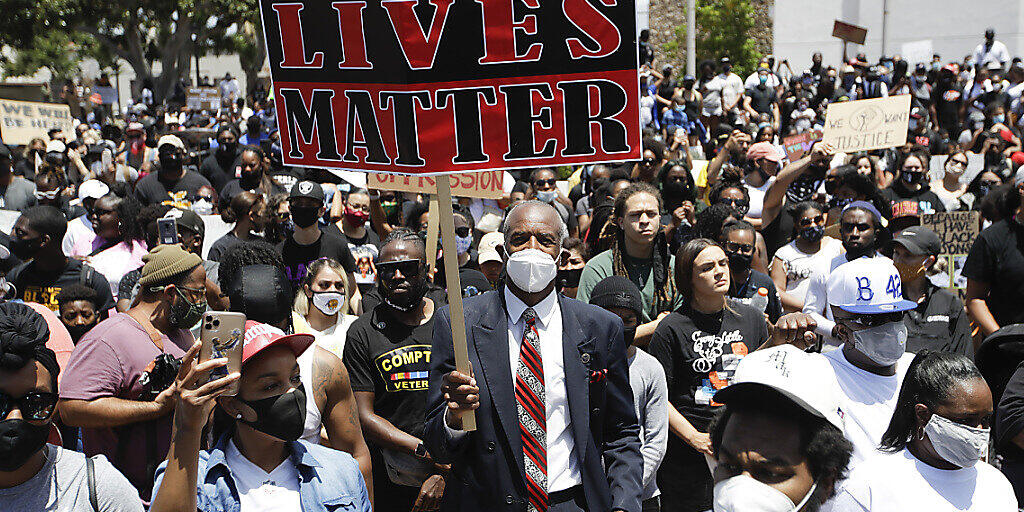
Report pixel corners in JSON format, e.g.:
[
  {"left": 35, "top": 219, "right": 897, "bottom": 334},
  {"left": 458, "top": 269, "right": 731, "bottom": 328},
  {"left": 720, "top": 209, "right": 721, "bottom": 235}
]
[{"left": 153, "top": 435, "right": 370, "bottom": 512}]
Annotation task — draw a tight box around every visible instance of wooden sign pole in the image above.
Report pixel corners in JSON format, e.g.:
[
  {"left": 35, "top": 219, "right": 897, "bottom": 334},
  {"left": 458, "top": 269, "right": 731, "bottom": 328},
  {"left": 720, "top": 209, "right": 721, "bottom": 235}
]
[
  {"left": 435, "top": 175, "right": 476, "bottom": 431},
  {"left": 425, "top": 195, "right": 440, "bottom": 274}
]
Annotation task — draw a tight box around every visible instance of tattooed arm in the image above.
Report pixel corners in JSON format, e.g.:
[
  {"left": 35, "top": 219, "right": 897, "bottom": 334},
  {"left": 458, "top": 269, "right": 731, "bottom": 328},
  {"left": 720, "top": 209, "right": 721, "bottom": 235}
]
[{"left": 312, "top": 346, "right": 374, "bottom": 501}]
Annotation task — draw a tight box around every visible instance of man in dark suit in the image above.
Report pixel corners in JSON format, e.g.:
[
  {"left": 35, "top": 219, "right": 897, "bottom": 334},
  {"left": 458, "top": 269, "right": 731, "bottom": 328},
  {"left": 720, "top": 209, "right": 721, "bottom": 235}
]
[{"left": 424, "top": 200, "right": 643, "bottom": 512}]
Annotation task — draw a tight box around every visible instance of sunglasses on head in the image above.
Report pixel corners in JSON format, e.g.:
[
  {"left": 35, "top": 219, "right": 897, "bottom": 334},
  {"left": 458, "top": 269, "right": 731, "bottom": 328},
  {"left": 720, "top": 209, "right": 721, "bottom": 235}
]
[
  {"left": 533, "top": 178, "right": 556, "bottom": 188},
  {"left": 845, "top": 311, "right": 904, "bottom": 327},
  {"left": 377, "top": 259, "right": 422, "bottom": 280},
  {"left": 0, "top": 390, "right": 58, "bottom": 421},
  {"left": 799, "top": 215, "right": 825, "bottom": 227},
  {"left": 33, "top": 190, "right": 61, "bottom": 200}
]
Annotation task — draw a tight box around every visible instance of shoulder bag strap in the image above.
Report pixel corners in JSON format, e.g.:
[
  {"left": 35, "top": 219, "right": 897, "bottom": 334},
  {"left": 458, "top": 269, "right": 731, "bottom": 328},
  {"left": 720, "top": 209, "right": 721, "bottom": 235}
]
[{"left": 86, "top": 456, "right": 99, "bottom": 512}]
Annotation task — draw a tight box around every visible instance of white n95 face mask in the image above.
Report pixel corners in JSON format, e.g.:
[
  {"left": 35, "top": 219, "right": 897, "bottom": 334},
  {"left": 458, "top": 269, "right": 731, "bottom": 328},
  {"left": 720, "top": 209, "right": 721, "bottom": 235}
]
[
  {"left": 714, "top": 474, "right": 817, "bottom": 512},
  {"left": 852, "top": 321, "right": 907, "bottom": 366},
  {"left": 312, "top": 291, "right": 344, "bottom": 316},
  {"left": 505, "top": 248, "right": 557, "bottom": 293},
  {"left": 925, "top": 413, "right": 990, "bottom": 468}
]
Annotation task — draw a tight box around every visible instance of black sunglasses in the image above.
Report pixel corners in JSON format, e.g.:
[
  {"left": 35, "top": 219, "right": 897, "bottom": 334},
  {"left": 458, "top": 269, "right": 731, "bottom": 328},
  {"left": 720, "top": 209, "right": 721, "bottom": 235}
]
[
  {"left": 377, "top": 259, "right": 421, "bottom": 280},
  {"left": 720, "top": 198, "right": 749, "bottom": 208},
  {"left": 846, "top": 311, "right": 905, "bottom": 328},
  {"left": 0, "top": 390, "right": 58, "bottom": 421},
  {"left": 533, "top": 178, "right": 556, "bottom": 188},
  {"left": 799, "top": 215, "right": 825, "bottom": 227}
]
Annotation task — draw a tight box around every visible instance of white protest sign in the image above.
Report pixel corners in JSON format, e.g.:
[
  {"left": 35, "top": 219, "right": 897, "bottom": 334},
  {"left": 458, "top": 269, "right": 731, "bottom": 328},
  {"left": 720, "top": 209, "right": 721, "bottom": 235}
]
[
  {"left": 0, "top": 99, "right": 76, "bottom": 146},
  {"left": 901, "top": 40, "right": 933, "bottom": 64},
  {"left": 822, "top": 95, "right": 911, "bottom": 153}
]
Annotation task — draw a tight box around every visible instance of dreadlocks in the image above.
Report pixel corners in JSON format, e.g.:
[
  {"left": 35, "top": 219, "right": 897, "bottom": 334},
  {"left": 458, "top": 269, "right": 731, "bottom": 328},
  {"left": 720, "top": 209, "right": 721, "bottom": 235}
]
[{"left": 607, "top": 182, "right": 675, "bottom": 316}]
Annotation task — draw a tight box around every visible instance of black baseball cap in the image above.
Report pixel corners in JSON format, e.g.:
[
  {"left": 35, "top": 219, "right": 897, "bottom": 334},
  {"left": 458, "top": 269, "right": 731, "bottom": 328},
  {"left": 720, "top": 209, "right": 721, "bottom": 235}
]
[
  {"left": 289, "top": 180, "right": 325, "bottom": 203},
  {"left": 892, "top": 226, "right": 942, "bottom": 256}
]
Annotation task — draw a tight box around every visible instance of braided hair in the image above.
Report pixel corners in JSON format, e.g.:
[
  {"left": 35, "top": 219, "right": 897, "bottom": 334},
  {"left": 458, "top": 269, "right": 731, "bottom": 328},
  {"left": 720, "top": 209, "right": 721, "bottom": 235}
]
[{"left": 607, "top": 182, "right": 675, "bottom": 316}]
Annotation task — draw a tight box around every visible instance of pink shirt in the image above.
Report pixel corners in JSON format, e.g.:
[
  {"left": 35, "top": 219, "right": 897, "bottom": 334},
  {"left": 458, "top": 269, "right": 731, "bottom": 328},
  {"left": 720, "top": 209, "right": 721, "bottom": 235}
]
[{"left": 86, "top": 240, "right": 148, "bottom": 299}]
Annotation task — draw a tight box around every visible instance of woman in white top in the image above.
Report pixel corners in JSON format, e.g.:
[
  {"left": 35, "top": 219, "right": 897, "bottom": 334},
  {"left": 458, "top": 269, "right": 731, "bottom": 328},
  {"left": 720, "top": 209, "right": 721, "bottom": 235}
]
[
  {"left": 771, "top": 202, "right": 844, "bottom": 314},
  {"left": 930, "top": 151, "right": 970, "bottom": 212},
  {"left": 830, "top": 351, "right": 1017, "bottom": 511},
  {"left": 292, "top": 257, "right": 358, "bottom": 359}
]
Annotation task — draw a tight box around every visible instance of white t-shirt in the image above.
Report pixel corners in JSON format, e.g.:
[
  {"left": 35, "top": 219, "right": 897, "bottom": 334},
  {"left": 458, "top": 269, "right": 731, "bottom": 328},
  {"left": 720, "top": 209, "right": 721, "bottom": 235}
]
[
  {"left": 829, "top": 448, "right": 1017, "bottom": 512},
  {"left": 719, "top": 73, "right": 745, "bottom": 112},
  {"left": 743, "top": 175, "right": 775, "bottom": 219},
  {"left": 820, "top": 348, "right": 915, "bottom": 468},
  {"left": 225, "top": 439, "right": 302, "bottom": 512},
  {"left": 772, "top": 237, "right": 844, "bottom": 307},
  {"left": 640, "top": 94, "right": 655, "bottom": 128},
  {"left": 974, "top": 41, "right": 1010, "bottom": 69},
  {"left": 744, "top": 72, "right": 780, "bottom": 90}
]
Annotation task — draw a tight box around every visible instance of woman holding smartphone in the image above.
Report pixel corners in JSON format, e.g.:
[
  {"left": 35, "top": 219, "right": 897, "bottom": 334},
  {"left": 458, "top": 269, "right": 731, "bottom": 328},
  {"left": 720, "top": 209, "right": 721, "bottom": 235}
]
[{"left": 150, "top": 322, "right": 371, "bottom": 512}]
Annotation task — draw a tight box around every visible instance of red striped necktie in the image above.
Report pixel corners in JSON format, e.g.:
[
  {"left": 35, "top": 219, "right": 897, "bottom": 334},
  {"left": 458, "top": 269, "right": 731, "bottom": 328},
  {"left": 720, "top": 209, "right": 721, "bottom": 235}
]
[{"left": 516, "top": 307, "right": 547, "bottom": 512}]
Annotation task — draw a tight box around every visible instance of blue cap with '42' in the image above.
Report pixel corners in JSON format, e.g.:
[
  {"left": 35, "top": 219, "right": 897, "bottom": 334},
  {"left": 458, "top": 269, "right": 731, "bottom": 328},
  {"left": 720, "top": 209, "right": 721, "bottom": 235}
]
[{"left": 826, "top": 257, "right": 917, "bottom": 314}]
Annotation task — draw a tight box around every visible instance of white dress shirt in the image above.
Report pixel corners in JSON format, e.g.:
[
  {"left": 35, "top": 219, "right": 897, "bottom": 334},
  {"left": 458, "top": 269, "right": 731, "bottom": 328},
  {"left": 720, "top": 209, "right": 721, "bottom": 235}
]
[{"left": 446, "top": 288, "right": 582, "bottom": 492}]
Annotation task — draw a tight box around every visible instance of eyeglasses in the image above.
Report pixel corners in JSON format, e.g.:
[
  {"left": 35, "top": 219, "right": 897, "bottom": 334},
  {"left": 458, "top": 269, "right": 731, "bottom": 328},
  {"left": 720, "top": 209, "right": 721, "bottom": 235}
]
[
  {"left": 980, "top": 180, "right": 1001, "bottom": 188},
  {"left": 454, "top": 226, "right": 471, "bottom": 237},
  {"left": 0, "top": 390, "right": 58, "bottom": 421},
  {"left": 33, "top": 190, "right": 61, "bottom": 200},
  {"left": 844, "top": 311, "right": 905, "bottom": 328},
  {"left": 724, "top": 241, "right": 755, "bottom": 254},
  {"left": 377, "top": 259, "right": 421, "bottom": 281},
  {"left": 533, "top": 178, "right": 556, "bottom": 188},
  {"left": 799, "top": 215, "right": 825, "bottom": 227}
]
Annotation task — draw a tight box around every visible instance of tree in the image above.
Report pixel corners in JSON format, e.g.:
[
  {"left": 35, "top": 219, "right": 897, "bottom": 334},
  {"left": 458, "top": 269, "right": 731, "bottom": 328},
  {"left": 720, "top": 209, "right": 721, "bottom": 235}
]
[
  {"left": 0, "top": 0, "right": 249, "bottom": 103},
  {"left": 664, "top": 0, "right": 761, "bottom": 77}
]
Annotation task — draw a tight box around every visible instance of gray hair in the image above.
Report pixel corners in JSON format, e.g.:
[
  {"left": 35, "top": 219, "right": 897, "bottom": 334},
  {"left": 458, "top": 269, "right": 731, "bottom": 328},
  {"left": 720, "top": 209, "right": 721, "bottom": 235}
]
[{"left": 501, "top": 199, "right": 569, "bottom": 249}]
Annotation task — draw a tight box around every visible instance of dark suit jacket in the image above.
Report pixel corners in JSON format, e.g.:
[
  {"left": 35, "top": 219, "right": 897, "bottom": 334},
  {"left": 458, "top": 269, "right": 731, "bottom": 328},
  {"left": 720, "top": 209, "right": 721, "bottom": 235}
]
[{"left": 424, "top": 289, "right": 643, "bottom": 512}]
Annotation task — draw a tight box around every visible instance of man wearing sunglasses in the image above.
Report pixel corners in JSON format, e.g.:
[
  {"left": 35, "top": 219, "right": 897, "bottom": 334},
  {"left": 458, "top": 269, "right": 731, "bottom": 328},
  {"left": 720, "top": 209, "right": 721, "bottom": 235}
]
[
  {"left": 529, "top": 168, "right": 578, "bottom": 238},
  {"left": 0, "top": 302, "right": 143, "bottom": 511},
  {"left": 343, "top": 229, "right": 445, "bottom": 512},
  {"left": 816, "top": 257, "right": 917, "bottom": 469},
  {"left": 802, "top": 201, "right": 889, "bottom": 347}
]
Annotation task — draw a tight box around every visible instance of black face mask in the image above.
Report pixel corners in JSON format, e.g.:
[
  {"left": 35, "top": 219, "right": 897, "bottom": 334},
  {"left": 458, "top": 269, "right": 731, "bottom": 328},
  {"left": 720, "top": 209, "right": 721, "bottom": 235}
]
[
  {"left": 726, "top": 250, "right": 753, "bottom": 273},
  {"left": 382, "top": 277, "right": 428, "bottom": 312},
  {"left": 289, "top": 206, "right": 320, "bottom": 229},
  {"left": 662, "top": 179, "right": 692, "bottom": 202},
  {"left": 0, "top": 419, "right": 50, "bottom": 471},
  {"left": 557, "top": 268, "right": 583, "bottom": 289},
  {"left": 67, "top": 323, "right": 95, "bottom": 344},
  {"left": 9, "top": 237, "right": 43, "bottom": 260},
  {"left": 622, "top": 326, "right": 636, "bottom": 347},
  {"left": 238, "top": 385, "right": 307, "bottom": 442},
  {"left": 799, "top": 225, "right": 825, "bottom": 242},
  {"left": 160, "top": 152, "right": 183, "bottom": 173},
  {"left": 218, "top": 141, "right": 238, "bottom": 155}
]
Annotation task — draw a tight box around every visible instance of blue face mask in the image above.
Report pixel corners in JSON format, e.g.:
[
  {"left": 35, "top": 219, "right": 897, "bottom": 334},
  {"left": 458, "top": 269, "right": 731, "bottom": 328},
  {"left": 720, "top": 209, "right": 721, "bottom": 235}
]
[
  {"left": 759, "top": 75, "right": 768, "bottom": 85},
  {"left": 993, "top": 114, "right": 1006, "bottom": 124}
]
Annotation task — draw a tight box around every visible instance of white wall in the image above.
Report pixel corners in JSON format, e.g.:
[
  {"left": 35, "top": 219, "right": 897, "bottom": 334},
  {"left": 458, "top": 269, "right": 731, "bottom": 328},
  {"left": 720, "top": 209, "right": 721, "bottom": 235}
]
[{"left": 773, "top": 0, "right": 1024, "bottom": 71}]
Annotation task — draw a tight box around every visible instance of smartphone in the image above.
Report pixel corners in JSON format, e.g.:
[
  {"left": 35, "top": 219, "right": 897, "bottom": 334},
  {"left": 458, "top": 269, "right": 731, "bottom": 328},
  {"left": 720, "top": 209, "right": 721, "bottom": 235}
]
[
  {"left": 101, "top": 148, "right": 112, "bottom": 171},
  {"left": 157, "top": 217, "right": 179, "bottom": 246},
  {"left": 199, "top": 311, "right": 246, "bottom": 395}
]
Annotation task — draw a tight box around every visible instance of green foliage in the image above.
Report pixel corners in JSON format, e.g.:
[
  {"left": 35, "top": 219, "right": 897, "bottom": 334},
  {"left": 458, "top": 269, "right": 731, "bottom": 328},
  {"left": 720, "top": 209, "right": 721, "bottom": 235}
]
[
  {"left": 665, "top": 0, "right": 762, "bottom": 77},
  {"left": 0, "top": 0, "right": 261, "bottom": 101}
]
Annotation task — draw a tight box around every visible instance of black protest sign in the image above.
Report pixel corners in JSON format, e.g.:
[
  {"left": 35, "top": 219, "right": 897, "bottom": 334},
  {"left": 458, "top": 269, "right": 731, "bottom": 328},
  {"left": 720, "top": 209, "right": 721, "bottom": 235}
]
[{"left": 259, "top": 0, "right": 641, "bottom": 175}]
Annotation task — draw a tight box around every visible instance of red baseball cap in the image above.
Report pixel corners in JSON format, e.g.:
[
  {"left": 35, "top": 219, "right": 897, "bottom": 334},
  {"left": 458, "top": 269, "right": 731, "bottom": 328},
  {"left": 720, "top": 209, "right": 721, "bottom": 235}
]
[
  {"left": 746, "top": 141, "right": 783, "bottom": 163},
  {"left": 241, "top": 320, "right": 314, "bottom": 366},
  {"left": 1012, "top": 151, "right": 1024, "bottom": 167}
]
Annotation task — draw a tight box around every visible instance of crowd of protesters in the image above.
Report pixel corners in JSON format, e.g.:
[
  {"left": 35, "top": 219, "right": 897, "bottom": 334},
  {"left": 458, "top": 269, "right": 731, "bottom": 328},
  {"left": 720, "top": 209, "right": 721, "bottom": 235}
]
[{"left": 4, "top": 25, "right": 1024, "bottom": 512}]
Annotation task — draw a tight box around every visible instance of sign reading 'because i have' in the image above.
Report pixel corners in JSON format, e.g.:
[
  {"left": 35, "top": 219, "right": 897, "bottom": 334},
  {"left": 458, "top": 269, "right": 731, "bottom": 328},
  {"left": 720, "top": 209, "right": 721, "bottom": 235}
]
[{"left": 259, "top": 0, "right": 642, "bottom": 175}]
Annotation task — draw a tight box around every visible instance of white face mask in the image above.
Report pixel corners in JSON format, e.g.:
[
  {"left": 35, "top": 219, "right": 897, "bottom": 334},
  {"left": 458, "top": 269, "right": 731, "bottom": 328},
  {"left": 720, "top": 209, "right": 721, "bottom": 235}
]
[
  {"left": 851, "top": 321, "right": 907, "bottom": 366},
  {"left": 192, "top": 198, "right": 214, "bottom": 215},
  {"left": 535, "top": 189, "right": 558, "bottom": 204},
  {"left": 713, "top": 474, "right": 817, "bottom": 512},
  {"left": 312, "top": 291, "right": 344, "bottom": 316},
  {"left": 505, "top": 248, "right": 557, "bottom": 293},
  {"left": 925, "top": 413, "right": 989, "bottom": 468}
]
